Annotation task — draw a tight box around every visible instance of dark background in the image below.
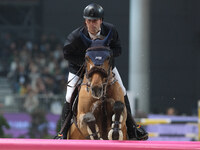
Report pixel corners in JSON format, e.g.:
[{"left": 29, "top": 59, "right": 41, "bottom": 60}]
[
  {"left": 149, "top": 0, "right": 200, "bottom": 115},
  {"left": 0, "top": 0, "right": 200, "bottom": 115}
]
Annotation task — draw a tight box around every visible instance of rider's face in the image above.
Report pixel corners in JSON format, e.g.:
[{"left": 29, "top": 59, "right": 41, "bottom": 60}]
[{"left": 85, "top": 18, "right": 102, "bottom": 35}]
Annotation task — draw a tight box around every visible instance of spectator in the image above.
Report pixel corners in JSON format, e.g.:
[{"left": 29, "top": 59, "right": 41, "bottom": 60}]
[
  {"left": 166, "top": 107, "right": 177, "bottom": 116},
  {"left": 28, "top": 109, "right": 48, "bottom": 138},
  {"left": 23, "top": 87, "right": 39, "bottom": 113},
  {"left": 1, "top": 32, "right": 67, "bottom": 96}
]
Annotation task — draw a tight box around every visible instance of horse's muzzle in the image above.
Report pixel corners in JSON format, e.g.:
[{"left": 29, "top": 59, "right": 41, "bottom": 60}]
[{"left": 91, "top": 85, "right": 103, "bottom": 99}]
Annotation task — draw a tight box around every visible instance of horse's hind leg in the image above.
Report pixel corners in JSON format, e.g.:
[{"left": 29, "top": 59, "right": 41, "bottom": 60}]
[
  {"left": 83, "top": 112, "right": 101, "bottom": 140},
  {"left": 108, "top": 101, "right": 125, "bottom": 140}
]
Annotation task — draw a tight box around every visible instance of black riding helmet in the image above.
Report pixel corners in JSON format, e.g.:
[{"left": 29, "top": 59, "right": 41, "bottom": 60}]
[{"left": 83, "top": 3, "right": 104, "bottom": 20}]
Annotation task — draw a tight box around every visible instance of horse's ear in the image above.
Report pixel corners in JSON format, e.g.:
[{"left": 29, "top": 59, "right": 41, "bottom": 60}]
[
  {"left": 102, "top": 29, "right": 113, "bottom": 46},
  {"left": 80, "top": 31, "right": 92, "bottom": 47}
]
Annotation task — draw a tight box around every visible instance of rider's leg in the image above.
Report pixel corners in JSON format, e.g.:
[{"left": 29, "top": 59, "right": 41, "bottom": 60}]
[
  {"left": 112, "top": 67, "right": 148, "bottom": 140},
  {"left": 60, "top": 72, "right": 82, "bottom": 139},
  {"left": 65, "top": 72, "right": 82, "bottom": 103},
  {"left": 60, "top": 101, "right": 71, "bottom": 139}
]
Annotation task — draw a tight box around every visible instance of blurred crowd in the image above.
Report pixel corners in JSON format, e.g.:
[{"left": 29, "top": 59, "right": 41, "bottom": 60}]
[{"left": 0, "top": 32, "right": 68, "bottom": 113}]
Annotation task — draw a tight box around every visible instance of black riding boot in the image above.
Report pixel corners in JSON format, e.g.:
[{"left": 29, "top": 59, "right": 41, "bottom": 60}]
[
  {"left": 124, "top": 95, "right": 148, "bottom": 140},
  {"left": 55, "top": 102, "right": 72, "bottom": 139}
]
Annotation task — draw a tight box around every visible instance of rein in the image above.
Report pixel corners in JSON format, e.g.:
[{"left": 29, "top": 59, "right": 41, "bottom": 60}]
[{"left": 66, "top": 63, "right": 86, "bottom": 88}]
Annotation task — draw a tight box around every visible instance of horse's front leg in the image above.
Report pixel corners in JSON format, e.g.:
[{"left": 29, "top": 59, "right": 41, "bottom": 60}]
[
  {"left": 78, "top": 110, "right": 102, "bottom": 139},
  {"left": 108, "top": 101, "right": 126, "bottom": 140},
  {"left": 82, "top": 112, "right": 102, "bottom": 140}
]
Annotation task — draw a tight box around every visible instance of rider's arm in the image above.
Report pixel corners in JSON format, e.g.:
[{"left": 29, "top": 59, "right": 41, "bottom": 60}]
[
  {"left": 63, "top": 28, "right": 85, "bottom": 66},
  {"left": 109, "top": 26, "right": 122, "bottom": 57}
]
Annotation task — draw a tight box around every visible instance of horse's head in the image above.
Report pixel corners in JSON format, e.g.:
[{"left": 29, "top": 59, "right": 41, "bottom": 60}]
[
  {"left": 81, "top": 30, "right": 113, "bottom": 99},
  {"left": 85, "top": 46, "right": 112, "bottom": 99}
]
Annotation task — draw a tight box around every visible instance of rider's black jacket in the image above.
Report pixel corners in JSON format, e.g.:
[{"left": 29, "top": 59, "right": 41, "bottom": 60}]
[{"left": 63, "top": 22, "right": 121, "bottom": 74}]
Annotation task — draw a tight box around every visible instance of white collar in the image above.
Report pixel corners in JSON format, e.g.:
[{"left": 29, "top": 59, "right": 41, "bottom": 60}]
[{"left": 88, "top": 30, "right": 101, "bottom": 40}]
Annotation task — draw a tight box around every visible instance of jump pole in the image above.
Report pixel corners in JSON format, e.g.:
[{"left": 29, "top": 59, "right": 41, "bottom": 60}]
[{"left": 0, "top": 139, "right": 200, "bottom": 150}]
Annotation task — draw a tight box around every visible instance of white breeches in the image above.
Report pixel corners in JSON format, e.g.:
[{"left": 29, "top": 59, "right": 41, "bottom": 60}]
[
  {"left": 65, "top": 72, "right": 83, "bottom": 103},
  {"left": 112, "top": 67, "right": 126, "bottom": 95},
  {"left": 65, "top": 67, "right": 126, "bottom": 102}
]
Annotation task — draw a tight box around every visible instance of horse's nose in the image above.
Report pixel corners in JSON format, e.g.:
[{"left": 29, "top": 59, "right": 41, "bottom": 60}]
[{"left": 91, "top": 85, "right": 103, "bottom": 99}]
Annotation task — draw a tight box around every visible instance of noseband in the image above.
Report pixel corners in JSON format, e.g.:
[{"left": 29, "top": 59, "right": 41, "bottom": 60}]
[{"left": 86, "top": 66, "right": 108, "bottom": 79}]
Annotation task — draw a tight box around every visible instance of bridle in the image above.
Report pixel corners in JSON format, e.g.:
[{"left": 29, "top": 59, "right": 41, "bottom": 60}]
[{"left": 81, "top": 47, "right": 115, "bottom": 100}]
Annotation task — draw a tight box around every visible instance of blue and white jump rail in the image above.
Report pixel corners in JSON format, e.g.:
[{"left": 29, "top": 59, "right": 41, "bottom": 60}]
[{"left": 0, "top": 139, "right": 200, "bottom": 150}]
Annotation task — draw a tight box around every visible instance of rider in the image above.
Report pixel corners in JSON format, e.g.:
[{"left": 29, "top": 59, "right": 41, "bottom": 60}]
[{"left": 57, "top": 3, "right": 148, "bottom": 140}]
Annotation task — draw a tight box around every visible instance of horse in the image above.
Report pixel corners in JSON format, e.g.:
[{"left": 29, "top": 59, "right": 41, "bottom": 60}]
[{"left": 67, "top": 30, "right": 127, "bottom": 140}]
